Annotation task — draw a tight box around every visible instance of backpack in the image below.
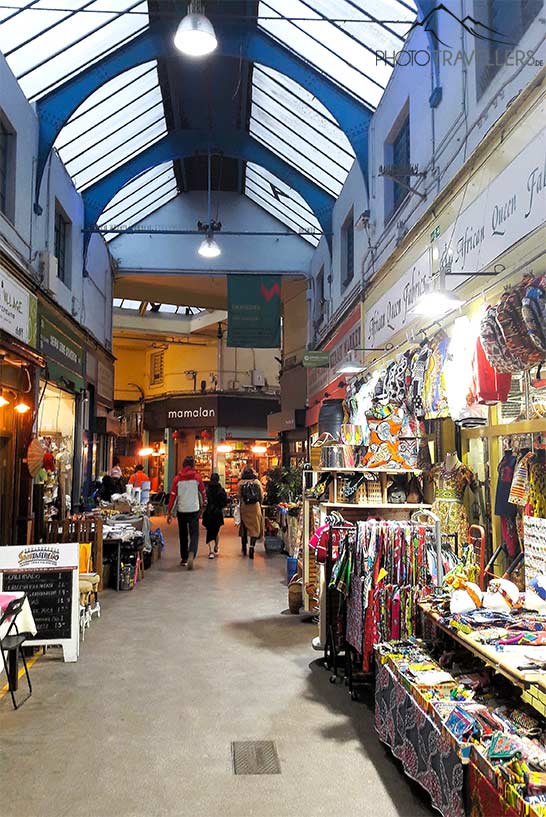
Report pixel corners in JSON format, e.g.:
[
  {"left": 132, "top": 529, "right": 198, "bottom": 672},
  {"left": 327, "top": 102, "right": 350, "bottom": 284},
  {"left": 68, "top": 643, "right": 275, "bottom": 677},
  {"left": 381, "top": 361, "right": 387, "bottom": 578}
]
[
  {"left": 496, "top": 277, "right": 544, "bottom": 370},
  {"left": 522, "top": 275, "right": 546, "bottom": 354},
  {"left": 480, "top": 306, "right": 519, "bottom": 373},
  {"left": 241, "top": 480, "right": 261, "bottom": 505}
]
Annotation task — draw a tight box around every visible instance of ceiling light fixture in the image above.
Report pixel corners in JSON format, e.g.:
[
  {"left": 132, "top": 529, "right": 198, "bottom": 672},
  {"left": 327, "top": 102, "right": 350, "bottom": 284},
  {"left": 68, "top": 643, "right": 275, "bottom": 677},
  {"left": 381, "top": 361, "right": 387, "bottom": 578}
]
[
  {"left": 0, "top": 388, "right": 9, "bottom": 408},
  {"left": 217, "top": 442, "right": 233, "bottom": 454},
  {"left": 197, "top": 146, "right": 222, "bottom": 259},
  {"left": 198, "top": 235, "right": 221, "bottom": 258},
  {"left": 174, "top": 1, "right": 217, "bottom": 57},
  {"left": 336, "top": 351, "right": 366, "bottom": 376},
  {"left": 138, "top": 447, "right": 154, "bottom": 457},
  {"left": 411, "top": 289, "right": 463, "bottom": 317},
  {"left": 251, "top": 444, "right": 267, "bottom": 454}
]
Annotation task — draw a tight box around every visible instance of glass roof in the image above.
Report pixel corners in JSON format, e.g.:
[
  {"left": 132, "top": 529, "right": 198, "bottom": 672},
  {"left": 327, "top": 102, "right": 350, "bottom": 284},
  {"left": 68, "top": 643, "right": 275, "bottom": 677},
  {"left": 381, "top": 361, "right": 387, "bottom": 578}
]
[
  {"left": 113, "top": 299, "right": 203, "bottom": 315},
  {"left": 97, "top": 161, "right": 178, "bottom": 241},
  {"left": 245, "top": 163, "right": 322, "bottom": 246},
  {"left": 0, "top": 0, "right": 149, "bottom": 101},
  {"left": 258, "top": 0, "right": 417, "bottom": 109},
  {"left": 55, "top": 61, "right": 167, "bottom": 191},
  {"left": 250, "top": 65, "right": 354, "bottom": 197}
]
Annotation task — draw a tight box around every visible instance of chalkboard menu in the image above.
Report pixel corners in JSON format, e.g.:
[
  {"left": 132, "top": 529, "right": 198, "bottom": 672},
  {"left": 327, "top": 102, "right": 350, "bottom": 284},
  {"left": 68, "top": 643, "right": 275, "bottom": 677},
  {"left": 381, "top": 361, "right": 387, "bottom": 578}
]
[{"left": 3, "top": 570, "right": 73, "bottom": 640}]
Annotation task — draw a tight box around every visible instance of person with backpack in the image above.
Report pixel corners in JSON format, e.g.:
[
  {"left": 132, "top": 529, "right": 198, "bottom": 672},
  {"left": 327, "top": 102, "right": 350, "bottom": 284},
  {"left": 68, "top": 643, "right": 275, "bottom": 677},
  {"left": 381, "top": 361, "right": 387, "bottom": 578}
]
[
  {"left": 167, "top": 456, "right": 207, "bottom": 570},
  {"left": 238, "top": 466, "right": 263, "bottom": 560},
  {"left": 202, "top": 473, "right": 228, "bottom": 559}
]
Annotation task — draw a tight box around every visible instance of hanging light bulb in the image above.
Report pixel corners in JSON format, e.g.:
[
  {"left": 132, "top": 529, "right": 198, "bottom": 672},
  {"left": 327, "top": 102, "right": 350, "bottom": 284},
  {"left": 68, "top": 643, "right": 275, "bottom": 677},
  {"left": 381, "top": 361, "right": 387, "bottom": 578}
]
[
  {"left": 14, "top": 396, "right": 31, "bottom": 414},
  {"left": 174, "top": 2, "right": 217, "bottom": 57},
  {"left": 198, "top": 234, "right": 221, "bottom": 258},
  {"left": 0, "top": 388, "right": 9, "bottom": 408}
]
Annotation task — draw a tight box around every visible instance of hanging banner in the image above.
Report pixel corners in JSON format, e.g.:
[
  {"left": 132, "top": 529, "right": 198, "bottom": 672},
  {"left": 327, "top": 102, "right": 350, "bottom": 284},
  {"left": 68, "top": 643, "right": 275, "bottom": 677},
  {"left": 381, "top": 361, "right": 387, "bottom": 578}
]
[{"left": 227, "top": 275, "right": 281, "bottom": 348}]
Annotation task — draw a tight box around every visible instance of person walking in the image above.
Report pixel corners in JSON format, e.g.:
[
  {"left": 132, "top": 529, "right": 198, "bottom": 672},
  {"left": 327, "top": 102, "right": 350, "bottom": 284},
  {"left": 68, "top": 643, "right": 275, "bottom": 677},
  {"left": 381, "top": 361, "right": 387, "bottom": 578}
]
[
  {"left": 167, "top": 456, "right": 207, "bottom": 570},
  {"left": 202, "top": 473, "right": 228, "bottom": 559},
  {"left": 128, "top": 463, "right": 148, "bottom": 488},
  {"left": 238, "top": 466, "right": 263, "bottom": 560}
]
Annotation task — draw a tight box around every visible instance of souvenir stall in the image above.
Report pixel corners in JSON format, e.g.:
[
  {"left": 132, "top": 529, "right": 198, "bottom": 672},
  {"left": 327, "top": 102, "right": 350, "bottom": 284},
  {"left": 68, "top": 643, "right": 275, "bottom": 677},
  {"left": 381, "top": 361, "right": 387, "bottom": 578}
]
[
  {"left": 308, "top": 270, "right": 546, "bottom": 815},
  {"left": 35, "top": 383, "right": 77, "bottom": 522}
]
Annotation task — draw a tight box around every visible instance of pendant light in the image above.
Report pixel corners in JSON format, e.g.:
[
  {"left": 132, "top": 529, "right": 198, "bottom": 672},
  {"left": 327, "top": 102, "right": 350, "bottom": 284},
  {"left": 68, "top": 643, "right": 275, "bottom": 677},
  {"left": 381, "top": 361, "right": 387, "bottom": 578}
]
[
  {"left": 174, "top": 1, "right": 218, "bottom": 58},
  {"left": 197, "top": 147, "right": 222, "bottom": 259},
  {"left": 14, "top": 396, "right": 31, "bottom": 414}
]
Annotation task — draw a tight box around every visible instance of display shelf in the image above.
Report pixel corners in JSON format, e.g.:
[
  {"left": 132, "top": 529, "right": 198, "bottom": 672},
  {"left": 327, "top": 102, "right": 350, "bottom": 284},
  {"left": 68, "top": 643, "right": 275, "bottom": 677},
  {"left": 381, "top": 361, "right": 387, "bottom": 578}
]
[
  {"left": 317, "top": 467, "right": 423, "bottom": 474},
  {"left": 319, "top": 501, "right": 433, "bottom": 510}
]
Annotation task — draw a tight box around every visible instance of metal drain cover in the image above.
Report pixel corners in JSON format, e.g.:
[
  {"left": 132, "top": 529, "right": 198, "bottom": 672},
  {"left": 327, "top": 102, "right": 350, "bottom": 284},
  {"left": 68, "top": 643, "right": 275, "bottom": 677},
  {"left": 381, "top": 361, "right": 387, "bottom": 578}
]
[{"left": 231, "top": 741, "right": 281, "bottom": 775}]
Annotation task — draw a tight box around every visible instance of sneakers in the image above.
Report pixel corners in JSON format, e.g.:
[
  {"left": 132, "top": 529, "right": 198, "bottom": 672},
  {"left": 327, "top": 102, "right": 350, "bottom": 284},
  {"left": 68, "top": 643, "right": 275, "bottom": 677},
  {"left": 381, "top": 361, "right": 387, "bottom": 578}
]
[
  {"left": 208, "top": 552, "right": 215, "bottom": 560},
  {"left": 180, "top": 560, "right": 187, "bottom": 567},
  {"left": 187, "top": 552, "right": 195, "bottom": 571}
]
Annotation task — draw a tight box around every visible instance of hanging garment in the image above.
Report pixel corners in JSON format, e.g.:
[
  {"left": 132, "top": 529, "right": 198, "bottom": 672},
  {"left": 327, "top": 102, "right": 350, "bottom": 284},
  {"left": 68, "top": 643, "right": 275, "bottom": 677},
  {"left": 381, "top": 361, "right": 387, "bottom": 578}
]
[
  {"left": 361, "top": 405, "right": 409, "bottom": 469},
  {"left": 423, "top": 331, "right": 451, "bottom": 419},
  {"left": 408, "top": 344, "right": 432, "bottom": 419},
  {"left": 430, "top": 462, "right": 477, "bottom": 546},
  {"left": 495, "top": 450, "right": 517, "bottom": 519},
  {"left": 508, "top": 451, "right": 534, "bottom": 506},
  {"left": 528, "top": 459, "right": 546, "bottom": 518}
]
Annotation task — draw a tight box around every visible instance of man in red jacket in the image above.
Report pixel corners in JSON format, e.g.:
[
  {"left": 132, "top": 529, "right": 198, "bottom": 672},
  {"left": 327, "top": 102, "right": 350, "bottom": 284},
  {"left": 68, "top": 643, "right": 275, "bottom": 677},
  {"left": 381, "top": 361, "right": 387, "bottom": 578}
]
[{"left": 167, "top": 456, "right": 207, "bottom": 569}]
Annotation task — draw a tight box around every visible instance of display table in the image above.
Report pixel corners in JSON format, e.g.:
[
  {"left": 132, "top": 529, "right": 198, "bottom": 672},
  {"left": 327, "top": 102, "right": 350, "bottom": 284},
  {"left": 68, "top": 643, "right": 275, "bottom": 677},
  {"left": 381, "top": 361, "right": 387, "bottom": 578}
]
[
  {"left": 0, "top": 592, "right": 37, "bottom": 691},
  {"left": 375, "top": 657, "right": 466, "bottom": 817},
  {"left": 420, "top": 602, "right": 546, "bottom": 702}
]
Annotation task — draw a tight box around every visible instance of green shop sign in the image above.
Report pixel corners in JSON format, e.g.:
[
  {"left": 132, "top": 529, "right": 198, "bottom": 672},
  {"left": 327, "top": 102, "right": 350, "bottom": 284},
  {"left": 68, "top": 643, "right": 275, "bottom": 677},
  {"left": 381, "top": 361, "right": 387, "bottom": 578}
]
[
  {"left": 39, "top": 308, "right": 85, "bottom": 391},
  {"left": 302, "top": 351, "right": 330, "bottom": 368},
  {"left": 227, "top": 274, "right": 281, "bottom": 349}
]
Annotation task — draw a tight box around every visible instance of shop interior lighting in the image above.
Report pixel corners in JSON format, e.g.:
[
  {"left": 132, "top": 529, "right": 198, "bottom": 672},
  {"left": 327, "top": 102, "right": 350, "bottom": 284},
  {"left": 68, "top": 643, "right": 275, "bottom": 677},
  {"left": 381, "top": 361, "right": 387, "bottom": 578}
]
[
  {"left": 138, "top": 447, "right": 154, "bottom": 457},
  {"left": 217, "top": 442, "right": 233, "bottom": 453},
  {"left": 0, "top": 389, "right": 9, "bottom": 408},
  {"left": 174, "top": 1, "right": 218, "bottom": 57},
  {"left": 14, "top": 397, "right": 31, "bottom": 414},
  {"left": 251, "top": 444, "right": 267, "bottom": 454},
  {"left": 151, "top": 447, "right": 166, "bottom": 456}
]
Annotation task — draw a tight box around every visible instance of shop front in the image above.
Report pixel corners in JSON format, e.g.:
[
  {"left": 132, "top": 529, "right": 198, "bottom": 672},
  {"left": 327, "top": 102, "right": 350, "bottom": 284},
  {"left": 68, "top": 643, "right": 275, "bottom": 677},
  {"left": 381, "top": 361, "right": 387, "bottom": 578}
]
[
  {"left": 84, "top": 346, "right": 116, "bottom": 496},
  {"left": 36, "top": 304, "right": 85, "bottom": 523},
  {"left": 300, "top": 90, "right": 546, "bottom": 817},
  {"left": 0, "top": 254, "right": 43, "bottom": 545},
  {"left": 143, "top": 393, "right": 280, "bottom": 493}
]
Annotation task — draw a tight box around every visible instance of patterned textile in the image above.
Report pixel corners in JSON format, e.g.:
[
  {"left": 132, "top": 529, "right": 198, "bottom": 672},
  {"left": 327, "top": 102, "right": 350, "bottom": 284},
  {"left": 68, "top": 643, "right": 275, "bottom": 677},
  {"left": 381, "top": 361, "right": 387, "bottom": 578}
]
[
  {"left": 467, "top": 761, "right": 520, "bottom": 817},
  {"left": 508, "top": 451, "right": 533, "bottom": 506},
  {"left": 430, "top": 462, "right": 477, "bottom": 545},
  {"left": 528, "top": 460, "right": 546, "bottom": 518},
  {"left": 362, "top": 405, "right": 409, "bottom": 469},
  {"left": 375, "top": 662, "right": 465, "bottom": 817},
  {"left": 423, "top": 331, "right": 451, "bottom": 419},
  {"left": 345, "top": 532, "right": 364, "bottom": 653}
]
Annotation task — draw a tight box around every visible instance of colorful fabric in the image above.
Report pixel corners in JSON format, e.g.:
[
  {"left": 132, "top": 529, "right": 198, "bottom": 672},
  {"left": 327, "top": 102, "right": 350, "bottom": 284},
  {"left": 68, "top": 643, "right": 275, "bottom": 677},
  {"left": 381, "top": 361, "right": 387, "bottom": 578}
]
[
  {"left": 495, "top": 451, "right": 517, "bottom": 518},
  {"left": 375, "top": 662, "right": 465, "bottom": 817},
  {"left": 423, "top": 331, "right": 451, "bottom": 419},
  {"left": 430, "top": 462, "right": 477, "bottom": 545},
  {"left": 529, "top": 460, "right": 546, "bottom": 518},
  {"left": 362, "top": 405, "right": 409, "bottom": 469},
  {"left": 508, "top": 451, "right": 534, "bottom": 506}
]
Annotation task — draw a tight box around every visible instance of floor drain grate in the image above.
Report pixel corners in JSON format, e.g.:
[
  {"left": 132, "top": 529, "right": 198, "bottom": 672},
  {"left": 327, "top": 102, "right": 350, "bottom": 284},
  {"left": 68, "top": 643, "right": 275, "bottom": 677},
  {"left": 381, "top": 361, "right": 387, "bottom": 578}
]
[{"left": 231, "top": 741, "right": 281, "bottom": 775}]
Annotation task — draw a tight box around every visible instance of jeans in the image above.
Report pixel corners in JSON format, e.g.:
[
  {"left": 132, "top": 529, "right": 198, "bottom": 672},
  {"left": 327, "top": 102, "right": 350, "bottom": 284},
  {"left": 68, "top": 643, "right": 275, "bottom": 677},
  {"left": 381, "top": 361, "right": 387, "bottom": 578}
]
[{"left": 177, "top": 511, "right": 200, "bottom": 561}]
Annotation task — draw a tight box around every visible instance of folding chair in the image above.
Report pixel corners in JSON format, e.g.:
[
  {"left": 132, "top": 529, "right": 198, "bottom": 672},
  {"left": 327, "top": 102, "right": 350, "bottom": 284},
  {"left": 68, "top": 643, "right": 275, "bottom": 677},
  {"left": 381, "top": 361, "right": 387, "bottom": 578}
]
[{"left": 0, "top": 596, "right": 33, "bottom": 710}]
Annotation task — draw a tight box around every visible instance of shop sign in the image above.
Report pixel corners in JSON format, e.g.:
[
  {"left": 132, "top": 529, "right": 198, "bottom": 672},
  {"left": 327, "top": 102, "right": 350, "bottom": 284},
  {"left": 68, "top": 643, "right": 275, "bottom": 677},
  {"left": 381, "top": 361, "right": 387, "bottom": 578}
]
[
  {"left": 302, "top": 351, "right": 331, "bottom": 368},
  {"left": 145, "top": 396, "right": 219, "bottom": 429},
  {"left": 97, "top": 361, "right": 114, "bottom": 403},
  {"left": 39, "top": 309, "right": 84, "bottom": 388},
  {"left": 433, "top": 126, "right": 546, "bottom": 281},
  {"left": 0, "top": 264, "right": 37, "bottom": 347},
  {"left": 307, "top": 306, "right": 361, "bottom": 400},
  {"left": 364, "top": 250, "right": 432, "bottom": 350},
  {"left": 227, "top": 274, "right": 281, "bottom": 348}
]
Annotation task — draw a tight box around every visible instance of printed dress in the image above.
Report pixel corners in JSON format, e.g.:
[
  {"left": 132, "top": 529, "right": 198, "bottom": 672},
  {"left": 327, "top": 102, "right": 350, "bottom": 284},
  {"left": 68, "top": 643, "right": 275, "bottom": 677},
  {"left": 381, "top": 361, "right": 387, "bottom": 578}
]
[{"left": 430, "top": 462, "right": 477, "bottom": 547}]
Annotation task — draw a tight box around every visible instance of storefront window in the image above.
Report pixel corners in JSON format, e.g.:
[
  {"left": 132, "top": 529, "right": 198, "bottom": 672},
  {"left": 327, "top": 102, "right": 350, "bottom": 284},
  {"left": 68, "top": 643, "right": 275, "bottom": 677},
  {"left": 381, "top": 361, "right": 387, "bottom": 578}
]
[{"left": 37, "top": 383, "right": 75, "bottom": 520}]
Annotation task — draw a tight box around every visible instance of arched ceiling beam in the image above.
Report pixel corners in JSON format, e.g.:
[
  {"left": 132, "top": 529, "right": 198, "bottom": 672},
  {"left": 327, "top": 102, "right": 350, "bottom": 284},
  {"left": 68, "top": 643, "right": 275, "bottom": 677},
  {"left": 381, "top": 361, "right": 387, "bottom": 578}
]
[
  {"left": 36, "top": 21, "right": 373, "bottom": 204},
  {"left": 82, "top": 129, "right": 335, "bottom": 254}
]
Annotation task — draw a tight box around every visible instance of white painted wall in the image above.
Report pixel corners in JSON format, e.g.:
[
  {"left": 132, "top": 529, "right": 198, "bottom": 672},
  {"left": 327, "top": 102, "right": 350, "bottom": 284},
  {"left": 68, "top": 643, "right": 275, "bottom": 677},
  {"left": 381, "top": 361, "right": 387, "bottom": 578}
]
[
  {"left": 310, "top": 0, "right": 546, "bottom": 343},
  {"left": 108, "top": 191, "right": 314, "bottom": 275},
  {"left": 0, "top": 53, "right": 113, "bottom": 350}
]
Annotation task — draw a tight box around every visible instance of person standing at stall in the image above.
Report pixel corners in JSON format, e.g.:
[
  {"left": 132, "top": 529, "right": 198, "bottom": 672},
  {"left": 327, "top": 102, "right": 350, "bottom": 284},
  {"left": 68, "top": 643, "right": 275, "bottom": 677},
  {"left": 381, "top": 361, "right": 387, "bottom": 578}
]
[
  {"left": 203, "top": 473, "right": 228, "bottom": 559},
  {"left": 167, "top": 456, "right": 207, "bottom": 570},
  {"left": 238, "top": 466, "right": 263, "bottom": 560}
]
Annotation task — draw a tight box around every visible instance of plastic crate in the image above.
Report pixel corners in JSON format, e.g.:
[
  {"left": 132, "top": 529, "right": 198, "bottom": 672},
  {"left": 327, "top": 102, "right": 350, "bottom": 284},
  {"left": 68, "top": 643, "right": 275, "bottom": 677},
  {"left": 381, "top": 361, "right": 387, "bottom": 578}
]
[{"left": 264, "top": 535, "right": 283, "bottom": 553}]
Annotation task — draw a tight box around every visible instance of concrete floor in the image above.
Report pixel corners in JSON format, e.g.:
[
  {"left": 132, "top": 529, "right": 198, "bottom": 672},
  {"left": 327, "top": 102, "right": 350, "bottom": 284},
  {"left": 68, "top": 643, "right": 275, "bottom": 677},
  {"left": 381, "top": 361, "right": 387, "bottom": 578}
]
[{"left": 0, "top": 519, "right": 435, "bottom": 817}]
